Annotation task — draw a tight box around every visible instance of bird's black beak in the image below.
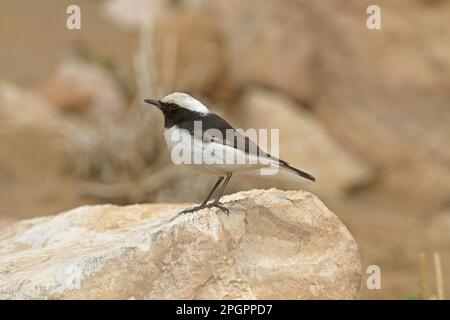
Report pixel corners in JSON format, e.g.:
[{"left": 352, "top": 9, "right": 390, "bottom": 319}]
[{"left": 144, "top": 99, "right": 162, "bottom": 109}]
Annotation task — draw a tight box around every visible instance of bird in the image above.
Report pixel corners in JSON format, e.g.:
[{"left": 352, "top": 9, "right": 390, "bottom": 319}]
[{"left": 144, "top": 92, "right": 315, "bottom": 215}]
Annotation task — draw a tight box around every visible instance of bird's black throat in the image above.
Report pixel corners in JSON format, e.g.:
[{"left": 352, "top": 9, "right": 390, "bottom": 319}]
[{"left": 144, "top": 99, "right": 204, "bottom": 128}]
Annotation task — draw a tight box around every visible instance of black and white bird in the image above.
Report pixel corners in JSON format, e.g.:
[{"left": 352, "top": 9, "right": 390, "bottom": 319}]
[{"left": 145, "top": 92, "right": 315, "bottom": 214}]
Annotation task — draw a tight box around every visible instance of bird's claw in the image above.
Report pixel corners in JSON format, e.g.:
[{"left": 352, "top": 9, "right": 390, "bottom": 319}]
[
  {"left": 178, "top": 201, "right": 229, "bottom": 215},
  {"left": 206, "top": 201, "right": 229, "bottom": 215}
]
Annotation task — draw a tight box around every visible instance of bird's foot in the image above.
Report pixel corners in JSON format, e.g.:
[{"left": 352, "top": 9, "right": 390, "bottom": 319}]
[
  {"left": 178, "top": 201, "right": 229, "bottom": 215},
  {"left": 178, "top": 204, "right": 206, "bottom": 215},
  {"left": 206, "top": 201, "right": 229, "bottom": 215}
]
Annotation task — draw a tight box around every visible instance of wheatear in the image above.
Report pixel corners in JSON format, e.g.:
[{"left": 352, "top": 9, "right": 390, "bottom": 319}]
[{"left": 145, "top": 92, "right": 315, "bottom": 214}]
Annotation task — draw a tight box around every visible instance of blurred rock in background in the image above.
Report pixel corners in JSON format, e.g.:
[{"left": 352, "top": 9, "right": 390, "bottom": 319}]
[
  {"left": 0, "top": 82, "right": 64, "bottom": 133},
  {"left": 1, "top": 0, "right": 450, "bottom": 299},
  {"left": 36, "top": 57, "right": 128, "bottom": 122},
  {"left": 229, "top": 88, "right": 373, "bottom": 198},
  {"left": 0, "top": 83, "right": 85, "bottom": 223}
]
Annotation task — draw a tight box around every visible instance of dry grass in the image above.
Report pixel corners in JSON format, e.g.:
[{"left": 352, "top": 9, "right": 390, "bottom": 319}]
[
  {"left": 418, "top": 252, "right": 445, "bottom": 300},
  {"left": 62, "top": 5, "right": 215, "bottom": 204},
  {"left": 64, "top": 11, "right": 172, "bottom": 203}
]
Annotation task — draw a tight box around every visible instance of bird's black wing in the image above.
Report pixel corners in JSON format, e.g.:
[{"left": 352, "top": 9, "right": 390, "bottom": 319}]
[
  {"left": 177, "top": 111, "right": 316, "bottom": 181},
  {"left": 178, "top": 112, "right": 270, "bottom": 158}
]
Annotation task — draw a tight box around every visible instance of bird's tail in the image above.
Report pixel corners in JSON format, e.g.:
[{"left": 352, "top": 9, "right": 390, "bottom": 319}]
[{"left": 279, "top": 160, "right": 316, "bottom": 182}]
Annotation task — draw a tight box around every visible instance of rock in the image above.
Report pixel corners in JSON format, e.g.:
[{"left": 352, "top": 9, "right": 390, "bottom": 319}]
[
  {"left": 36, "top": 58, "right": 127, "bottom": 122},
  {"left": 0, "top": 83, "right": 86, "bottom": 221},
  {"left": 198, "top": 0, "right": 317, "bottom": 101},
  {"left": 153, "top": 11, "right": 226, "bottom": 94},
  {"left": 0, "top": 82, "right": 64, "bottom": 134},
  {"left": 0, "top": 189, "right": 361, "bottom": 299},
  {"left": 424, "top": 211, "right": 450, "bottom": 253},
  {"left": 230, "top": 88, "right": 373, "bottom": 197}
]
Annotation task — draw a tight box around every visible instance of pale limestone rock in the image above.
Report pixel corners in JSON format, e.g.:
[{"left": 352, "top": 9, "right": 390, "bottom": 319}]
[{"left": 0, "top": 189, "right": 361, "bottom": 299}]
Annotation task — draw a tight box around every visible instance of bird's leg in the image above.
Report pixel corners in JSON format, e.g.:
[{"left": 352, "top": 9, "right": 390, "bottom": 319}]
[
  {"left": 179, "top": 176, "right": 224, "bottom": 215},
  {"left": 206, "top": 173, "right": 232, "bottom": 215},
  {"left": 215, "top": 173, "right": 232, "bottom": 202},
  {"left": 199, "top": 176, "right": 225, "bottom": 206}
]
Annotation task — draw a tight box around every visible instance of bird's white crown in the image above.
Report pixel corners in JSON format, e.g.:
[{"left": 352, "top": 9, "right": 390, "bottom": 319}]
[{"left": 161, "top": 92, "right": 209, "bottom": 113}]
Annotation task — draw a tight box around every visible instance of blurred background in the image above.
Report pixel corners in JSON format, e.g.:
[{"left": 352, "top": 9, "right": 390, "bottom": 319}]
[{"left": 1, "top": 0, "right": 449, "bottom": 299}]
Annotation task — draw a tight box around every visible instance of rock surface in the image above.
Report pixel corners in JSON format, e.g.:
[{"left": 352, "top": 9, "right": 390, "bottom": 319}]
[{"left": 0, "top": 189, "right": 361, "bottom": 299}]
